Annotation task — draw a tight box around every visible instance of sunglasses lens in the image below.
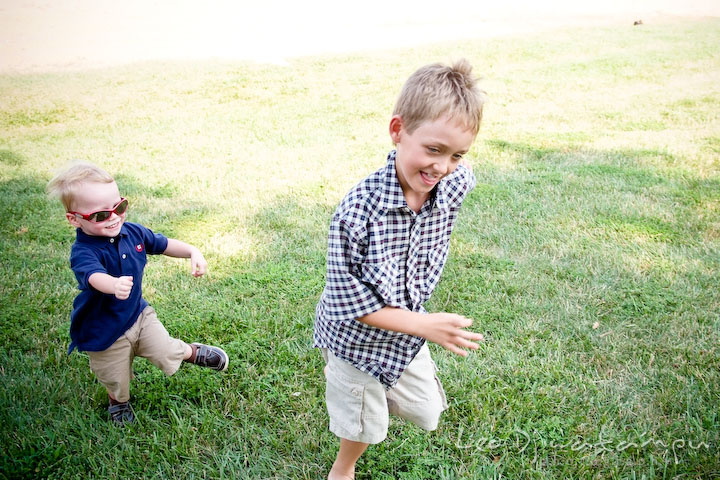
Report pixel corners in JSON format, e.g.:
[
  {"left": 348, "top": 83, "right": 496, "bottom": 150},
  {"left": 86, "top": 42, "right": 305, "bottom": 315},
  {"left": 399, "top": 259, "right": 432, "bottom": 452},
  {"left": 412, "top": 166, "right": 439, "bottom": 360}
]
[
  {"left": 116, "top": 199, "right": 129, "bottom": 215},
  {"left": 93, "top": 211, "right": 111, "bottom": 222}
]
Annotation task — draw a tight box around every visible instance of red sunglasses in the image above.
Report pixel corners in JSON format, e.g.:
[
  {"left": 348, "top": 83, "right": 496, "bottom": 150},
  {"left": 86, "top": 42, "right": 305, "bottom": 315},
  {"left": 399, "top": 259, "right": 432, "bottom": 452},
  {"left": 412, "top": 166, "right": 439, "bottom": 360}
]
[{"left": 69, "top": 198, "right": 129, "bottom": 223}]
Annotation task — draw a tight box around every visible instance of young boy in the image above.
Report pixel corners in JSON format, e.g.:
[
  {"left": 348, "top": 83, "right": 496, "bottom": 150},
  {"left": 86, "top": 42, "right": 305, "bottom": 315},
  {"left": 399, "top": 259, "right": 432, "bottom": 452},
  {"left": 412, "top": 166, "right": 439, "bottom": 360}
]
[
  {"left": 313, "top": 59, "right": 486, "bottom": 479},
  {"left": 48, "top": 162, "right": 229, "bottom": 425}
]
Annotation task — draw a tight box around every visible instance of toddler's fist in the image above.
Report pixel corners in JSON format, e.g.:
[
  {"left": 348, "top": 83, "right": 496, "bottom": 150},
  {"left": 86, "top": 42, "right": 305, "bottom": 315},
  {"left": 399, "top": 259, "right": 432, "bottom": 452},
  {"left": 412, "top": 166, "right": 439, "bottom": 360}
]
[{"left": 114, "top": 276, "right": 133, "bottom": 300}]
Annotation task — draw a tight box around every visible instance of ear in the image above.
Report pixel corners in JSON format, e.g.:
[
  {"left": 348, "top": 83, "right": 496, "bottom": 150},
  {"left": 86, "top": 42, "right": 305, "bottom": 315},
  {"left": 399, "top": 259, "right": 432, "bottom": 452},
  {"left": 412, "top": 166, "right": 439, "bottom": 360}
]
[
  {"left": 389, "top": 115, "right": 404, "bottom": 144},
  {"left": 66, "top": 212, "right": 82, "bottom": 228}
]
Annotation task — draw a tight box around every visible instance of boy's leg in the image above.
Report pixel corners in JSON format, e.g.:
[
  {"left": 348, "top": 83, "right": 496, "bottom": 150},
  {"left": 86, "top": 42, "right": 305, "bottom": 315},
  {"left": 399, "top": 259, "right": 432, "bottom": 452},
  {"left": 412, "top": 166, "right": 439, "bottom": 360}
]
[
  {"left": 87, "top": 337, "right": 134, "bottom": 403},
  {"left": 386, "top": 343, "right": 448, "bottom": 431},
  {"left": 131, "top": 306, "right": 192, "bottom": 375},
  {"left": 322, "top": 349, "right": 389, "bottom": 478},
  {"left": 87, "top": 335, "right": 135, "bottom": 424},
  {"left": 133, "top": 306, "right": 229, "bottom": 372},
  {"left": 329, "top": 439, "right": 369, "bottom": 480}
]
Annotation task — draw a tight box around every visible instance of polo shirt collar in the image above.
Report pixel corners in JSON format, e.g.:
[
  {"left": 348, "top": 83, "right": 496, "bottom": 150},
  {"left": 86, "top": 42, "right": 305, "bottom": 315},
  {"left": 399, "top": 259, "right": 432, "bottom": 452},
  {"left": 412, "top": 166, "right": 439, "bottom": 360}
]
[{"left": 75, "top": 224, "right": 128, "bottom": 244}]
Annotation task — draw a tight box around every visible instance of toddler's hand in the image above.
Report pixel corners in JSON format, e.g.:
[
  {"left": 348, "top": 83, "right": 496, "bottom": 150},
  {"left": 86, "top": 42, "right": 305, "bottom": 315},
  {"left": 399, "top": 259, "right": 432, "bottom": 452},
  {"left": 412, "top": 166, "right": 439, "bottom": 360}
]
[
  {"left": 114, "top": 276, "right": 133, "bottom": 300},
  {"left": 422, "top": 313, "right": 484, "bottom": 356},
  {"left": 190, "top": 250, "right": 208, "bottom": 277}
]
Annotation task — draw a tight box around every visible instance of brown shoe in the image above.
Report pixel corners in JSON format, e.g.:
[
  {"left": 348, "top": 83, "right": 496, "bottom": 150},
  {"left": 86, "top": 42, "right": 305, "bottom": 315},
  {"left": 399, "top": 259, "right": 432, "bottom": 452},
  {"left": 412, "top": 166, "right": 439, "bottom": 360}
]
[{"left": 190, "top": 343, "right": 229, "bottom": 371}]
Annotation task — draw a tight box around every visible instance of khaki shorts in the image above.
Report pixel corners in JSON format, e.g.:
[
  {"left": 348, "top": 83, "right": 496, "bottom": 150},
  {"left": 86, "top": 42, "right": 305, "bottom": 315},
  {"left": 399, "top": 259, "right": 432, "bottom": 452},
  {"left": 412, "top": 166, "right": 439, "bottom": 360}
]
[
  {"left": 87, "top": 306, "right": 188, "bottom": 402},
  {"left": 323, "top": 343, "right": 448, "bottom": 444}
]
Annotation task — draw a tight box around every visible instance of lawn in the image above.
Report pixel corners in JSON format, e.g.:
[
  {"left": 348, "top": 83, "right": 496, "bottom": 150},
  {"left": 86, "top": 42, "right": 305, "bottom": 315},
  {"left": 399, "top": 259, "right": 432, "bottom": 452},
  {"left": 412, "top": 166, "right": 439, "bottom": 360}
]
[{"left": 1, "top": 17, "right": 718, "bottom": 479}]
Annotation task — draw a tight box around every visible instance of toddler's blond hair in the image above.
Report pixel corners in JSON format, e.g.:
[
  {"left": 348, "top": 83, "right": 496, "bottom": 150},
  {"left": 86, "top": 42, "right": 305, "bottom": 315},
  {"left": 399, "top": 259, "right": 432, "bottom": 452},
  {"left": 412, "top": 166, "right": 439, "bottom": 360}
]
[
  {"left": 393, "top": 59, "right": 485, "bottom": 135},
  {"left": 47, "top": 161, "right": 114, "bottom": 212}
]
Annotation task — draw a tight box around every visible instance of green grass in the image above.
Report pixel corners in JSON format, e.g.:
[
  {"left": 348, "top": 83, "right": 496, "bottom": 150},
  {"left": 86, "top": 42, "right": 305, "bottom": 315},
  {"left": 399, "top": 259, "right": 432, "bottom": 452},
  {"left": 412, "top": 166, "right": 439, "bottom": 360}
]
[{"left": 1, "top": 18, "right": 719, "bottom": 479}]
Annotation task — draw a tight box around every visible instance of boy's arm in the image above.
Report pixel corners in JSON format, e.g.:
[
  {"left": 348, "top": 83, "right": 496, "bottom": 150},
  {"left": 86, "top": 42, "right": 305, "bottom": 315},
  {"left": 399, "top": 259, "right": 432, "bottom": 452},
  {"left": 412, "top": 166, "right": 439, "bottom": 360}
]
[
  {"left": 72, "top": 244, "right": 132, "bottom": 299},
  {"left": 88, "top": 273, "right": 133, "bottom": 300},
  {"left": 357, "top": 306, "right": 484, "bottom": 356},
  {"left": 163, "top": 238, "right": 207, "bottom": 277}
]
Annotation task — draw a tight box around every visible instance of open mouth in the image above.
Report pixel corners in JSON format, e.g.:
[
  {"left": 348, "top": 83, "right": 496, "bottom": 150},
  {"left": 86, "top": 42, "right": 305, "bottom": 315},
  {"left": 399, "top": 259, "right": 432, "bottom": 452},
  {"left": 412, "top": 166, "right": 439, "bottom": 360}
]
[{"left": 420, "top": 171, "right": 439, "bottom": 186}]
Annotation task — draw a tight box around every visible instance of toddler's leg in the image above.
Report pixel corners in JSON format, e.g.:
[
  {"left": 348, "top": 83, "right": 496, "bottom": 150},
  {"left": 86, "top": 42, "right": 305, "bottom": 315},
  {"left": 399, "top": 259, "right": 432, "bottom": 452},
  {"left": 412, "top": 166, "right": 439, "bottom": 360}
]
[
  {"left": 134, "top": 306, "right": 229, "bottom": 373},
  {"left": 87, "top": 339, "right": 133, "bottom": 403},
  {"left": 132, "top": 306, "right": 192, "bottom": 375},
  {"left": 87, "top": 337, "right": 134, "bottom": 425}
]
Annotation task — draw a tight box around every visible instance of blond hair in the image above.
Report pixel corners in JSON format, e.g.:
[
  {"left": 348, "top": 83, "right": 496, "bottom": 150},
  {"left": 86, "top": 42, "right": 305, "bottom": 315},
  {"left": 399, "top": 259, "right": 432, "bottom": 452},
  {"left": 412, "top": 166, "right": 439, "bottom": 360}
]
[
  {"left": 393, "top": 59, "right": 485, "bottom": 135},
  {"left": 47, "top": 161, "right": 115, "bottom": 211}
]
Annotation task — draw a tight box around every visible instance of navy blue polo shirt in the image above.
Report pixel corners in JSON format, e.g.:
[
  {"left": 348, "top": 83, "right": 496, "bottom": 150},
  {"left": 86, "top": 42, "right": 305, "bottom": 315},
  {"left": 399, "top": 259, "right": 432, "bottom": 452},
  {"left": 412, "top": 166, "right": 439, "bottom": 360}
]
[{"left": 68, "top": 222, "right": 168, "bottom": 353}]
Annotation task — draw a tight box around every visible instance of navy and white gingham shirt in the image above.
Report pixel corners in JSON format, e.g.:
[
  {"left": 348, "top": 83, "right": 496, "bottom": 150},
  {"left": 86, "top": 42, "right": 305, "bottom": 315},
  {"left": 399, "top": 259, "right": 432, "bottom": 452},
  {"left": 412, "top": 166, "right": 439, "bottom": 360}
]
[{"left": 314, "top": 150, "right": 476, "bottom": 388}]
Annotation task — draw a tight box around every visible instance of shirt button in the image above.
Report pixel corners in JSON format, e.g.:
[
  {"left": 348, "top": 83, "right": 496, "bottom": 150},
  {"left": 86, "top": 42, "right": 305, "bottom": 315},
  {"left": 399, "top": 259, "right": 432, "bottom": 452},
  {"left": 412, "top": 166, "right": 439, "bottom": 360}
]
[
  {"left": 122, "top": 254, "right": 127, "bottom": 259},
  {"left": 110, "top": 238, "right": 114, "bottom": 243},
  {"left": 351, "top": 388, "right": 361, "bottom": 397}
]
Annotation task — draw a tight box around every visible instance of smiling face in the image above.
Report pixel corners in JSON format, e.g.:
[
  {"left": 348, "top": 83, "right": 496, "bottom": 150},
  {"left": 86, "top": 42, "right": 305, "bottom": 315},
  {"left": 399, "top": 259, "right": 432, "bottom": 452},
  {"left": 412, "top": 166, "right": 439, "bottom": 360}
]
[
  {"left": 66, "top": 181, "right": 126, "bottom": 237},
  {"left": 390, "top": 114, "right": 475, "bottom": 210}
]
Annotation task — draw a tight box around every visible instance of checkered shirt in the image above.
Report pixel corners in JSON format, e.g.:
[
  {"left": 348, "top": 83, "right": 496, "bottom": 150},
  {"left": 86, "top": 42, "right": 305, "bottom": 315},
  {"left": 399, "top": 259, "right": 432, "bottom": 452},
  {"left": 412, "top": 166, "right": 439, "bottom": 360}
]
[{"left": 314, "top": 150, "right": 476, "bottom": 388}]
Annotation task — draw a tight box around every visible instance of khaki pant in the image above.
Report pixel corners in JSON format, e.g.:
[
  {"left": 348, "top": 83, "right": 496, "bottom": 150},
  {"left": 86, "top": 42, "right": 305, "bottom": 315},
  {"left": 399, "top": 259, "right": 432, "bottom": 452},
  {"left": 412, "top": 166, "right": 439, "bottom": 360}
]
[
  {"left": 323, "top": 343, "right": 448, "bottom": 444},
  {"left": 87, "top": 306, "right": 188, "bottom": 402}
]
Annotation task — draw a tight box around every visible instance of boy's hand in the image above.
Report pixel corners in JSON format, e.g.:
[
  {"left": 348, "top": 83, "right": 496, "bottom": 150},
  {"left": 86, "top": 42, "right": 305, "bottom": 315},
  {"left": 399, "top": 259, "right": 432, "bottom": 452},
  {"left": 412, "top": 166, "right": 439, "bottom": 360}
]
[
  {"left": 190, "top": 250, "right": 207, "bottom": 277},
  {"left": 114, "top": 276, "right": 133, "bottom": 300},
  {"left": 420, "top": 313, "right": 484, "bottom": 356}
]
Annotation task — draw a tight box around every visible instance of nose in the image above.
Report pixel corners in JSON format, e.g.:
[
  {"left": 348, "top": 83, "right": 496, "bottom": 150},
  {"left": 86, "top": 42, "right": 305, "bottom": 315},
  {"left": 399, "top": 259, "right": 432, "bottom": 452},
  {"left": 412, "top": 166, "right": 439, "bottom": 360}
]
[{"left": 432, "top": 156, "right": 450, "bottom": 176}]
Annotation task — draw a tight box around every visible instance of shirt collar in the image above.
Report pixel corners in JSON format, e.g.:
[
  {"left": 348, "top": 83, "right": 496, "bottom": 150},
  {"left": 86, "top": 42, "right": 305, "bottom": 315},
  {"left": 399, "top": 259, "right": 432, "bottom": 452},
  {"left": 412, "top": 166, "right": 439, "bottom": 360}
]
[
  {"left": 381, "top": 151, "right": 407, "bottom": 211},
  {"left": 382, "top": 150, "right": 449, "bottom": 214},
  {"left": 75, "top": 224, "right": 128, "bottom": 244}
]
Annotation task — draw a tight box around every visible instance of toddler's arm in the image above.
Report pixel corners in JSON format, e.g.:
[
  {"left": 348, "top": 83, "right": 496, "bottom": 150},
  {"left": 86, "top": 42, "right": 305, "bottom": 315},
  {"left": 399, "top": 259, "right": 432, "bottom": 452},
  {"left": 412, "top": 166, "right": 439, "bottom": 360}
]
[
  {"left": 358, "top": 307, "right": 484, "bottom": 356},
  {"left": 88, "top": 273, "right": 133, "bottom": 300},
  {"left": 163, "top": 239, "right": 208, "bottom": 277}
]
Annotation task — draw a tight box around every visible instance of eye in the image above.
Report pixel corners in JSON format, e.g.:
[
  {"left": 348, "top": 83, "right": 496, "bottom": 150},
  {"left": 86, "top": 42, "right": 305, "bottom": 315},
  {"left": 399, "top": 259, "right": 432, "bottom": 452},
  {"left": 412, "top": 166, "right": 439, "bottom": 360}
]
[
  {"left": 427, "top": 147, "right": 440, "bottom": 154},
  {"left": 452, "top": 153, "right": 464, "bottom": 161}
]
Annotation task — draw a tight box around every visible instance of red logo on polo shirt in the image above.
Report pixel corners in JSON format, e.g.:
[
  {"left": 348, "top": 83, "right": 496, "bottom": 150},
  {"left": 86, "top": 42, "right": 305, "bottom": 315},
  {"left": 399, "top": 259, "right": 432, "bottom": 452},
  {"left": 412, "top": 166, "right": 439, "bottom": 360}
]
[{"left": 135, "top": 244, "right": 144, "bottom": 252}]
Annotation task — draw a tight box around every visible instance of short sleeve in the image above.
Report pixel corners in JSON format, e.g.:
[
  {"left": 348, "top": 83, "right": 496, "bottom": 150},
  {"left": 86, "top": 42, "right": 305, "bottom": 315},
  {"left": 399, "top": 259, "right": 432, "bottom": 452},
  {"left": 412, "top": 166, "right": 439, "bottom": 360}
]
[
  {"left": 69, "top": 244, "right": 106, "bottom": 290},
  {"left": 442, "top": 163, "right": 476, "bottom": 207},
  {"left": 138, "top": 225, "right": 168, "bottom": 255},
  {"left": 321, "top": 214, "right": 385, "bottom": 322}
]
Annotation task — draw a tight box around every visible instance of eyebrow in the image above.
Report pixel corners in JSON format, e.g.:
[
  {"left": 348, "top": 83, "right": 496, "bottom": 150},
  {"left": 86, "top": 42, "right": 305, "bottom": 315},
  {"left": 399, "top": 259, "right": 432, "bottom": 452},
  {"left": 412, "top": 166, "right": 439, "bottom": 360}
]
[
  {"left": 436, "top": 142, "right": 470, "bottom": 155},
  {"left": 429, "top": 141, "right": 469, "bottom": 154}
]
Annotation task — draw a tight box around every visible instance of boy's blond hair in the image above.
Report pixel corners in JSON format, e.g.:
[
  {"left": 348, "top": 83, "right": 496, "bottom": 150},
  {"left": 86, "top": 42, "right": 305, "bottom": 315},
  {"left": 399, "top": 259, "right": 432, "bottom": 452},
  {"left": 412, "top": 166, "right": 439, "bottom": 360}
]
[
  {"left": 47, "top": 161, "right": 115, "bottom": 211},
  {"left": 393, "top": 58, "right": 485, "bottom": 135}
]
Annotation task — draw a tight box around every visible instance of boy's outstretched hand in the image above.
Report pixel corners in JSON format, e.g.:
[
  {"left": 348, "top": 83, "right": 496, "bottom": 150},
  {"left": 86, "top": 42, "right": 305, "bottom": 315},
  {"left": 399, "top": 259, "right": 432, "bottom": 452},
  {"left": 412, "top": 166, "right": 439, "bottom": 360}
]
[
  {"left": 114, "top": 275, "right": 133, "bottom": 300},
  {"left": 190, "top": 249, "right": 207, "bottom": 277},
  {"left": 358, "top": 307, "right": 484, "bottom": 356},
  {"left": 419, "top": 313, "right": 484, "bottom": 356},
  {"left": 163, "top": 239, "right": 207, "bottom": 277}
]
